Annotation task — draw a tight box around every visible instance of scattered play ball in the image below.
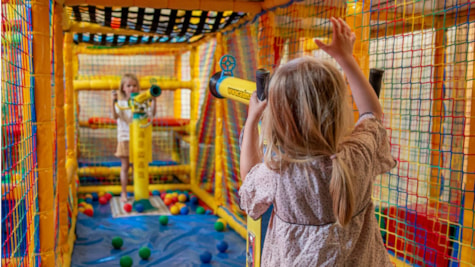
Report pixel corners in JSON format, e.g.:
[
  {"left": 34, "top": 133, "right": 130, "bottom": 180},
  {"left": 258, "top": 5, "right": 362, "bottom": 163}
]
[
  {"left": 119, "top": 255, "right": 133, "bottom": 267},
  {"left": 200, "top": 251, "right": 212, "bottom": 263},
  {"left": 164, "top": 198, "right": 172, "bottom": 206},
  {"left": 172, "top": 192, "right": 178, "bottom": 197},
  {"left": 160, "top": 192, "right": 167, "bottom": 199},
  {"left": 85, "top": 193, "right": 93, "bottom": 199},
  {"left": 135, "top": 203, "right": 145, "bottom": 213},
  {"left": 205, "top": 210, "right": 213, "bottom": 215},
  {"left": 217, "top": 240, "right": 228, "bottom": 253},
  {"left": 217, "top": 218, "right": 227, "bottom": 227},
  {"left": 152, "top": 190, "right": 160, "bottom": 196},
  {"left": 123, "top": 203, "right": 132, "bottom": 213},
  {"left": 91, "top": 192, "right": 99, "bottom": 201},
  {"left": 98, "top": 191, "right": 105, "bottom": 197},
  {"left": 78, "top": 198, "right": 85, "bottom": 204},
  {"left": 139, "top": 247, "right": 151, "bottom": 260},
  {"left": 104, "top": 192, "right": 112, "bottom": 201},
  {"left": 99, "top": 196, "right": 108, "bottom": 205},
  {"left": 85, "top": 198, "right": 93, "bottom": 204},
  {"left": 127, "top": 192, "right": 133, "bottom": 197},
  {"left": 83, "top": 204, "right": 93, "bottom": 210},
  {"left": 78, "top": 207, "right": 85, "bottom": 213},
  {"left": 190, "top": 196, "right": 198, "bottom": 204},
  {"left": 84, "top": 208, "right": 94, "bottom": 217},
  {"left": 180, "top": 206, "right": 189, "bottom": 215},
  {"left": 159, "top": 215, "right": 168, "bottom": 225},
  {"left": 214, "top": 221, "right": 225, "bottom": 232},
  {"left": 178, "top": 194, "right": 187, "bottom": 203},
  {"left": 78, "top": 202, "right": 86, "bottom": 208},
  {"left": 196, "top": 206, "right": 205, "bottom": 214},
  {"left": 170, "top": 205, "right": 180, "bottom": 215},
  {"left": 171, "top": 196, "right": 178, "bottom": 203},
  {"left": 112, "top": 236, "right": 123, "bottom": 249}
]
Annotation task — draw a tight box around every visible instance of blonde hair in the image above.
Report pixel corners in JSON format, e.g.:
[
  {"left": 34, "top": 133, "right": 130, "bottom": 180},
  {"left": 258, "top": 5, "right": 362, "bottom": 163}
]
[
  {"left": 260, "top": 56, "right": 355, "bottom": 226},
  {"left": 119, "top": 73, "right": 140, "bottom": 99}
]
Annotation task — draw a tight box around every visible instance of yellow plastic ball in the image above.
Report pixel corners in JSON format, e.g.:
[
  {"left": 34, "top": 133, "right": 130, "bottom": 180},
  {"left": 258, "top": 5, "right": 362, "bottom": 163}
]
[
  {"left": 178, "top": 194, "right": 187, "bottom": 203},
  {"left": 98, "top": 191, "right": 105, "bottom": 197},
  {"left": 170, "top": 205, "right": 180, "bottom": 215},
  {"left": 78, "top": 207, "right": 85, "bottom": 213},
  {"left": 172, "top": 192, "right": 178, "bottom": 197},
  {"left": 85, "top": 194, "right": 93, "bottom": 200}
]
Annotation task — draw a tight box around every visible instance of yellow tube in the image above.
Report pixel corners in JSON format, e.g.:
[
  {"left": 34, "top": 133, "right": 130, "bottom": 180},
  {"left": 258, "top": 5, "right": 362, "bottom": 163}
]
[
  {"left": 79, "top": 183, "right": 191, "bottom": 194},
  {"left": 78, "top": 165, "right": 191, "bottom": 176},
  {"left": 76, "top": 43, "right": 190, "bottom": 55},
  {"left": 74, "top": 78, "right": 192, "bottom": 91}
]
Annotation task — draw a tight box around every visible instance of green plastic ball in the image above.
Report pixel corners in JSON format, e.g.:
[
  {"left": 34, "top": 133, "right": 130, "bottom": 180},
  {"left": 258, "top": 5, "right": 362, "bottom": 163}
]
[
  {"left": 112, "top": 236, "right": 123, "bottom": 249},
  {"left": 119, "top": 255, "right": 133, "bottom": 267},
  {"left": 139, "top": 247, "right": 151, "bottom": 260},
  {"left": 78, "top": 198, "right": 85, "bottom": 203},
  {"left": 159, "top": 215, "right": 168, "bottom": 225},
  {"left": 214, "top": 221, "right": 224, "bottom": 232},
  {"left": 196, "top": 206, "right": 205, "bottom": 214}
]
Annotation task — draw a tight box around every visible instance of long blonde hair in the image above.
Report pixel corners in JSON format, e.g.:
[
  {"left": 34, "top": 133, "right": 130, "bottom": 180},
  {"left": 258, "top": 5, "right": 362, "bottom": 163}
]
[
  {"left": 119, "top": 73, "right": 140, "bottom": 99},
  {"left": 260, "top": 56, "right": 355, "bottom": 226}
]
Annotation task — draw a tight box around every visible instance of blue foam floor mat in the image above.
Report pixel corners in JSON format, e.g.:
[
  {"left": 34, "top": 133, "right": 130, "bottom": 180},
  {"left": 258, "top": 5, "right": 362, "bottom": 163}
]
[{"left": 71, "top": 201, "right": 246, "bottom": 266}]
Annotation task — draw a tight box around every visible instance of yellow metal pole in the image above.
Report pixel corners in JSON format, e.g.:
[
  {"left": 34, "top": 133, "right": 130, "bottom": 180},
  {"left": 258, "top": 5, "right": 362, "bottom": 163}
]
[
  {"left": 54, "top": 2, "right": 68, "bottom": 264},
  {"left": 174, "top": 53, "right": 183, "bottom": 118},
  {"left": 32, "top": 0, "right": 55, "bottom": 265},
  {"left": 189, "top": 45, "right": 200, "bottom": 188}
]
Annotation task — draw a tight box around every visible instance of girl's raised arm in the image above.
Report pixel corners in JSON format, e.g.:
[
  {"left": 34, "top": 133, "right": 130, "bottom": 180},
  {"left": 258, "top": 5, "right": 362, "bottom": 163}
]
[{"left": 315, "top": 18, "right": 382, "bottom": 119}]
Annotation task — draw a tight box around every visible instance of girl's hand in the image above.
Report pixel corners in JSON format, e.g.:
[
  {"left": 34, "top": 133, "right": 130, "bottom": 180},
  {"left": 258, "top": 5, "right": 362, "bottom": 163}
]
[
  {"left": 314, "top": 17, "right": 356, "bottom": 62},
  {"left": 247, "top": 92, "right": 267, "bottom": 123},
  {"left": 112, "top": 90, "right": 118, "bottom": 102}
]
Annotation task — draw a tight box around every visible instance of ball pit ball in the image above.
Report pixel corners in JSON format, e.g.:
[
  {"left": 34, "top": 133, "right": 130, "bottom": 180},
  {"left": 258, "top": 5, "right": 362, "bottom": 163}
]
[
  {"left": 123, "top": 203, "right": 132, "bottom": 213},
  {"left": 84, "top": 208, "right": 94, "bottom": 217},
  {"left": 78, "top": 202, "right": 86, "bottom": 208},
  {"left": 127, "top": 192, "right": 133, "bottom": 197},
  {"left": 196, "top": 206, "right": 205, "bottom": 214},
  {"left": 190, "top": 196, "right": 198, "bottom": 204},
  {"left": 152, "top": 190, "right": 160, "bottom": 196},
  {"left": 85, "top": 193, "right": 93, "bottom": 199},
  {"left": 160, "top": 192, "right": 167, "bottom": 199},
  {"left": 179, "top": 206, "right": 189, "bottom": 215},
  {"left": 139, "top": 247, "right": 151, "bottom": 260},
  {"left": 85, "top": 198, "right": 93, "bottom": 204},
  {"left": 171, "top": 196, "right": 178, "bottom": 203},
  {"left": 112, "top": 236, "right": 123, "bottom": 249},
  {"left": 214, "top": 221, "right": 225, "bottom": 232},
  {"left": 205, "top": 210, "right": 213, "bottom": 215},
  {"left": 170, "top": 205, "right": 180, "bottom": 215},
  {"left": 178, "top": 194, "right": 187, "bottom": 203},
  {"left": 91, "top": 192, "right": 99, "bottom": 201},
  {"left": 78, "top": 207, "right": 85, "bottom": 213},
  {"left": 78, "top": 198, "right": 85, "bottom": 204},
  {"left": 119, "top": 255, "right": 133, "bottom": 267},
  {"left": 164, "top": 198, "right": 172, "bottom": 206},
  {"left": 217, "top": 241, "right": 229, "bottom": 253},
  {"left": 98, "top": 191, "right": 105, "bottom": 197},
  {"left": 135, "top": 203, "right": 145, "bottom": 213},
  {"left": 200, "top": 251, "right": 212, "bottom": 263},
  {"left": 99, "top": 196, "right": 108, "bottom": 205},
  {"left": 104, "top": 192, "right": 112, "bottom": 201},
  {"left": 159, "top": 215, "right": 168, "bottom": 225}
]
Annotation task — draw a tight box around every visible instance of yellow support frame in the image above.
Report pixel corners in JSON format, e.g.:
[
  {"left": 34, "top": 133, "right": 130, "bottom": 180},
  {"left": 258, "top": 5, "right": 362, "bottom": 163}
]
[{"left": 74, "top": 78, "right": 193, "bottom": 91}]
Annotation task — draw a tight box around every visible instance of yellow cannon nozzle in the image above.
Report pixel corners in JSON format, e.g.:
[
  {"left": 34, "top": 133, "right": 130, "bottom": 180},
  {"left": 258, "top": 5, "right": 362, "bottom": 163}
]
[{"left": 134, "top": 85, "right": 162, "bottom": 104}]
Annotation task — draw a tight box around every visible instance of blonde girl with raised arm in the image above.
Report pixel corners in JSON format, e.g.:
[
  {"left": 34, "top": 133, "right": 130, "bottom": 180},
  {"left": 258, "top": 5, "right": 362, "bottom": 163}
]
[
  {"left": 112, "top": 73, "right": 156, "bottom": 202},
  {"left": 239, "top": 18, "right": 396, "bottom": 266}
]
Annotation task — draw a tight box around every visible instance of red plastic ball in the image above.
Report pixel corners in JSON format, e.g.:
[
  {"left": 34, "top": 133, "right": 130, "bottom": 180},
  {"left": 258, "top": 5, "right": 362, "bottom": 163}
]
[
  {"left": 164, "top": 198, "right": 172, "bottom": 206},
  {"left": 123, "top": 203, "right": 132, "bottom": 212},
  {"left": 99, "top": 196, "right": 108, "bottom": 205},
  {"left": 104, "top": 192, "right": 113, "bottom": 201},
  {"left": 84, "top": 208, "right": 94, "bottom": 217},
  {"left": 171, "top": 196, "right": 178, "bottom": 203}
]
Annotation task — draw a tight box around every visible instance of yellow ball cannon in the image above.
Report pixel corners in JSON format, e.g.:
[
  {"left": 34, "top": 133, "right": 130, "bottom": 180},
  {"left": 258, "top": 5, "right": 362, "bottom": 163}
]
[{"left": 116, "top": 84, "right": 161, "bottom": 209}]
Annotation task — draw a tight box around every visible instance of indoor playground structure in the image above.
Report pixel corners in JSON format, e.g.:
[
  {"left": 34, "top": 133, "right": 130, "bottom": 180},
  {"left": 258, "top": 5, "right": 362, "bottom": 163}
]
[{"left": 1, "top": 0, "right": 475, "bottom": 266}]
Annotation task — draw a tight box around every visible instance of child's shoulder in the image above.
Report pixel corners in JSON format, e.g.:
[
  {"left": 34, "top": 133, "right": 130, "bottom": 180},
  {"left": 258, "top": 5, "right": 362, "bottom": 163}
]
[{"left": 247, "top": 162, "right": 280, "bottom": 178}]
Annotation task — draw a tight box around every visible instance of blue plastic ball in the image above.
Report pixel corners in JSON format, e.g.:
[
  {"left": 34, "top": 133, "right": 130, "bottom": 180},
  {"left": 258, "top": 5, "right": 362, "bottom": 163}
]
[
  {"left": 135, "top": 203, "right": 144, "bottom": 213},
  {"left": 190, "top": 196, "right": 198, "bottom": 204},
  {"left": 217, "top": 241, "right": 228, "bottom": 253},
  {"left": 127, "top": 192, "right": 133, "bottom": 197},
  {"left": 91, "top": 192, "right": 99, "bottom": 201},
  {"left": 152, "top": 190, "right": 160, "bottom": 196},
  {"left": 200, "top": 251, "right": 212, "bottom": 263},
  {"left": 205, "top": 210, "right": 212, "bottom": 215},
  {"left": 180, "top": 206, "right": 189, "bottom": 215},
  {"left": 85, "top": 198, "right": 93, "bottom": 204}
]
